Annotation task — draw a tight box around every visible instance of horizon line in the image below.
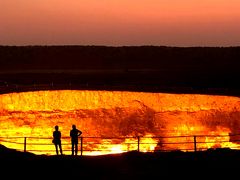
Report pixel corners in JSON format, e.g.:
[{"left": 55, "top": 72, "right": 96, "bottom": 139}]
[{"left": 1, "top": 45, "right": 240, "bottom": 48}]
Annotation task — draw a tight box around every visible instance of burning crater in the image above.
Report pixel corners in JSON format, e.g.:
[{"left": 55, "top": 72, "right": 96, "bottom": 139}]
[{"left": 0, "top": 90, "right": 240, "bottom": 155}]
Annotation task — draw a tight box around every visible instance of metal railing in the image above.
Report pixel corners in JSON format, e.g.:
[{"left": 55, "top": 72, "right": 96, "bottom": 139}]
[{"left": 1, "top": 134, "right": 240, "bottom": 155}]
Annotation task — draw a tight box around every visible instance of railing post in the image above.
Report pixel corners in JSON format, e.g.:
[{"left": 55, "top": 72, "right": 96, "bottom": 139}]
[
  {"left": 24, "top": 137, "right": 27, "bottom": 152},
  {"left": 80, "top": 137, "right": 83, "bottom": 156},
  {"left": 137, "top": 136, "right": 140, "bottom": 152},
  {"left": 194, "top": 136, "right": 197, "bottom": 152}
]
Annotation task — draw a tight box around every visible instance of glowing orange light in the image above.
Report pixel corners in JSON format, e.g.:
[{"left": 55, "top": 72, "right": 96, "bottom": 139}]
[{"left": 0, "top": 90, "right": 239, "bottom": 155}]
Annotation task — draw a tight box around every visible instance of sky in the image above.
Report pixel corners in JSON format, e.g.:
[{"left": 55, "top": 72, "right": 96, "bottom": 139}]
[{"left": 0, "top": 0, "right": 240, "bottom": 46}]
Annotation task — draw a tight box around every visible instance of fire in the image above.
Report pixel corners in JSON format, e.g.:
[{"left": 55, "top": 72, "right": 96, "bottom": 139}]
[{"left": 0, "top": 90, "right": 240, "bottom": 155}]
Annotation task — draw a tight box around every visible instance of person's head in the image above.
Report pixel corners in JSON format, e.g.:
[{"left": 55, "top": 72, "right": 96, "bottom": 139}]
[
  {"left": 55, "top": 125, "right": 59, "bottom": 131},
  {"left": 72, "top": 124, "right": 76, "bottom": 129}
]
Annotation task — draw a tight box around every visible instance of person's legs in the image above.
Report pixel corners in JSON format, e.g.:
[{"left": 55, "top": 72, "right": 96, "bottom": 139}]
[
  {"left": 55, "top": 144, "right": 58, "bottom": 155},
  {"left": 71, "top": 141, "right": 74, "bottom": 155},
  {"left": 59, "top": 142, "right": 63, "bottom": 155},
  {"left": 75, "top": 143, "right": 78, "bottom": 155}
]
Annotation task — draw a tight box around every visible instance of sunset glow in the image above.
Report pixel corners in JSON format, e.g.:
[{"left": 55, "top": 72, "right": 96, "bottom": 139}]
[
  {"left": 1, "top": 0, "right": 240, "bottom": 46},
  {"left": 0, "top": 90, "right": 240, "bottom": 155}
]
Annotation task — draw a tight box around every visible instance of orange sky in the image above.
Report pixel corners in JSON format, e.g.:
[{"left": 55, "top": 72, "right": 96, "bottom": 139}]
[{"left": 0, "top": 0, "right": 240, "bottom": 46}]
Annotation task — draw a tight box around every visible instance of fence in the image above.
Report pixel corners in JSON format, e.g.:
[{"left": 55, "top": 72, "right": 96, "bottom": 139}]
[{"left": 1, "top": 134, "right": 240, "bottom": 155}]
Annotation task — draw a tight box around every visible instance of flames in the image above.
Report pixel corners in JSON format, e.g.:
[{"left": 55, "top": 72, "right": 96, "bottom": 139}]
[{"left": 0, "top": 90, "right": 240, "bottom": 155}]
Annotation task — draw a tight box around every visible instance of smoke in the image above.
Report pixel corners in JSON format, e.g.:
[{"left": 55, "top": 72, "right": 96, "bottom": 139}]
[{"left": 199, "top": 110, "right": 240, "bottom": 142}]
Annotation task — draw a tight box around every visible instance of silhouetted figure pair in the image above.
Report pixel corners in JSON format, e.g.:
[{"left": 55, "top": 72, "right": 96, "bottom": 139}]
[
  {"left": 70, "top": 124, "right": 82, "bottom": 155},
  {"left": 52, "top": 125, "right": 63, "bottom": 155},
  {"left": 53, "top": 124, "right": 82, "bottom": 155}
]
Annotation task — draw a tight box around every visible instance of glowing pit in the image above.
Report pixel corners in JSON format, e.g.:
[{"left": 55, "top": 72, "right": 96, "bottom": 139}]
[{"left": 0, "top": 90, "right": 240, "bottom": 155}]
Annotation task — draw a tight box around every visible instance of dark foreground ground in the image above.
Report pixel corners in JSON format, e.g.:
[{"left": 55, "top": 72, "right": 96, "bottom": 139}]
[{"left": 0, "top": 145, "right": 240, "bottom": 179}]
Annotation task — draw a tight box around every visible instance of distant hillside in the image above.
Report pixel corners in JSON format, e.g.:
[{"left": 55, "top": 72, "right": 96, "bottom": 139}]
[
  {"left": 0, "top": 46, "right": 240, "bottom": 70},
  {"left": 0, "top": 46, "right": 240, "bottom": 93}
]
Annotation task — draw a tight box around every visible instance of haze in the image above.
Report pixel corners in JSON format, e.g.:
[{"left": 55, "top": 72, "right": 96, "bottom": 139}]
[{"left": 0, "top": 0, "right": 240, "bottom": 46}]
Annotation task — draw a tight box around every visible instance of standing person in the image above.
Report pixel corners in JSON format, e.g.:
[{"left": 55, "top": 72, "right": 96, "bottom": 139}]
[
  {"left": 52, "top": 125, "right": 63, "bottom": 155},
  {"left": 70, "top": 124, "right": 82, "bottom": 155}
]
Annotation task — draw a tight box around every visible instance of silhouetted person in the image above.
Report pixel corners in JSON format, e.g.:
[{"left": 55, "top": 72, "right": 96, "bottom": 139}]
[
  {"left": 70, "top": 125, "right": 82, "bottom": 155},
  {"left": 52, "top": 125, "right": 63, "bottom": 155}
]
